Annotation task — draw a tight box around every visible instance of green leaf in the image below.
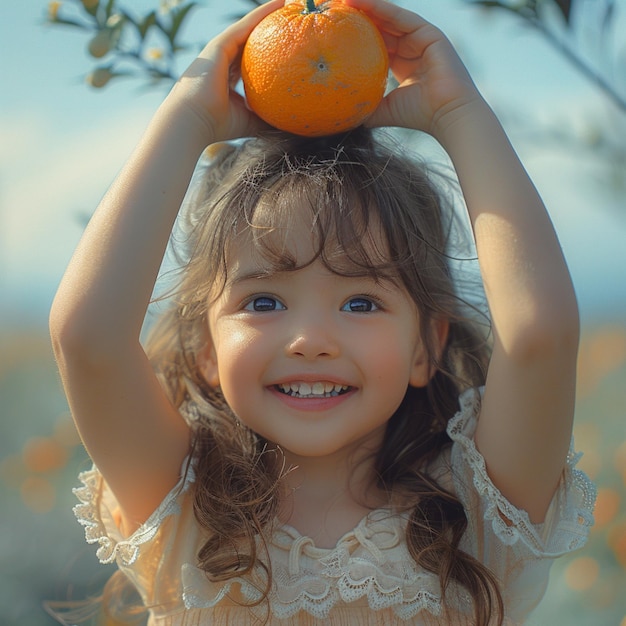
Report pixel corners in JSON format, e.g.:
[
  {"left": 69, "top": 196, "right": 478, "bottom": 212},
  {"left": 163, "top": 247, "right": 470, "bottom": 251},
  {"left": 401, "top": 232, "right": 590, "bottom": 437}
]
[
  {"left": 468, "top": 1, "right": 506, "bottom": 9},
  {"left": 121, "top": 9, "right": 157, "bottom": 40},
  {"left": 104, "top": 0, "right": 116, "bottom": 19},
  {"left": 139, "top": 10, "right": 157, "bottom": 39},
  {"left": 552, "top": 0, "right": 572, "bottom": 24},
  {"left": 468, "top": 0, "right": 539, "bottom": 22},
  {"left": 81, "top": 1, "right": 100, "bottom": 18},
  {"left": 601, "top": 0, "right": 616, "bottom": 38},
  {"left": 168, "top": 3, "right": 198, "bottom": 44}
]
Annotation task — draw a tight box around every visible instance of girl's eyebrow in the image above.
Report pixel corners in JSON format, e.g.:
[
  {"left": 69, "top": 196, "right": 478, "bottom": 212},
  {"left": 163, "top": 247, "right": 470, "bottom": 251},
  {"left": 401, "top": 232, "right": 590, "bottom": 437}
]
[
  {"left": 225, "top": 268, "right": 283, "bottom": 287},
  {"left": 225, "top": 268, "right": 397, "bottom": 292}
]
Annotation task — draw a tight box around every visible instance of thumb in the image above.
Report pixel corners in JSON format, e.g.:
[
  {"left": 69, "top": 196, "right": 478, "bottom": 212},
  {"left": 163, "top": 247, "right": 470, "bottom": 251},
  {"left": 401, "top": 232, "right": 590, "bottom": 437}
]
[{"left": 363, "top": 95, "right": 403, "bottom": 130}]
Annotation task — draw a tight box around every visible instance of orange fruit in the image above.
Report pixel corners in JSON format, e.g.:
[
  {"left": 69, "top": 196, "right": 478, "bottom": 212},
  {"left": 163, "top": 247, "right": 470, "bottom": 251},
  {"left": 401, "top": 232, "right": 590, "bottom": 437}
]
[{"left": 241, "top": 0, "right": 388, "bottom": 137}]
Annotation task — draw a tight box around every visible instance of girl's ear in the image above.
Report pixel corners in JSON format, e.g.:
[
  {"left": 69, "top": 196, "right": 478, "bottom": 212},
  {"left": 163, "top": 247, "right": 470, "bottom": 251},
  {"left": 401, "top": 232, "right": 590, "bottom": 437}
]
[
  {"left": 409, "top": 317, "right": 450, "bottom": 388},
  {"left": 197, "top": 342, "right": 220, "bottom": 387}
]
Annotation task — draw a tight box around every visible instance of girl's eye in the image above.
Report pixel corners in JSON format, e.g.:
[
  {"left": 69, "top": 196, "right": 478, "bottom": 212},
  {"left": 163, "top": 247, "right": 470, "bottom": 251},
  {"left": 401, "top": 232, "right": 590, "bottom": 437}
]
[
  {"left": 341, "top": 297, "right": 379, "bottom": 313},
  {"left": 244, "top": 296, "right": 285, "bottom": 312}
]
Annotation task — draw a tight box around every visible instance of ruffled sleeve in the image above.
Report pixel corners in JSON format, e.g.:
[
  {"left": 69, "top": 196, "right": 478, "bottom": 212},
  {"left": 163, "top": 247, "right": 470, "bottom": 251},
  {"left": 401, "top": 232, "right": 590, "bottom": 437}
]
[
  {"left": 73, "top": 458, "right": 200, "bottom": 613},
  {"left": 443, "top": 387, "right": 596, "bottom": 620}
]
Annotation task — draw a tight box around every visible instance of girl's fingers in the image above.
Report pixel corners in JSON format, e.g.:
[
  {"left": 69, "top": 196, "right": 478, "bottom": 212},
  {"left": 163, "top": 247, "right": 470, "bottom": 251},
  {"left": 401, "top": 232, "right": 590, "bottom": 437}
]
[
  {"left": 342, "top": 0, "right": 445, "bottom": 67},
  {"left": 342, "top": 0, "right": 429, "bottom": 36},
  {"left": 202, "top": 0, "right": 284, "bottom": 63}
]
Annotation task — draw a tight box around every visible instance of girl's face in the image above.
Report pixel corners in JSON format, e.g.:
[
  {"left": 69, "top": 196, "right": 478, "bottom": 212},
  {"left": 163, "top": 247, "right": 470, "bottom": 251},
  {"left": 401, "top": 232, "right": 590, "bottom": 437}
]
[{"left": 201, "top": 208, "right": 433, "bottom": 461}]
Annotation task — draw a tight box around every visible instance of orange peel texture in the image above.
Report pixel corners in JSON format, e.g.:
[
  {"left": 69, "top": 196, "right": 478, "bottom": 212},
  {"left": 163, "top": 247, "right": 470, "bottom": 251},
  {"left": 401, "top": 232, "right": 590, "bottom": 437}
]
[{"left": 242, "top": 0, "right": 389, "bottom": 137}]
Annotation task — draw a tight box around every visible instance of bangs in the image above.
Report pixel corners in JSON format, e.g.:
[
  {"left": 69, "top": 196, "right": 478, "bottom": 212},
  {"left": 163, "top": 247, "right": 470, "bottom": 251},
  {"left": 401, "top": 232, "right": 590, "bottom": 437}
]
[{"left": 227, "top": 165, "right": 401, "bottom": 284}]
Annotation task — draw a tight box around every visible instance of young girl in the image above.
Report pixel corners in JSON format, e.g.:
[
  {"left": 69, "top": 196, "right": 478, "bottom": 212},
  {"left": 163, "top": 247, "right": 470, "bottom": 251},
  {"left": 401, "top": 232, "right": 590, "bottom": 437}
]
[{"left": 50, "top": 0, "right": 596, "bottom": 624}]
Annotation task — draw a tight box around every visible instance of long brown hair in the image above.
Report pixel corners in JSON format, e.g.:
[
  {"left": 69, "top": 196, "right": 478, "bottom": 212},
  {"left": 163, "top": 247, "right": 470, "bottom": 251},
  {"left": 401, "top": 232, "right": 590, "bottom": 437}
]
[{"left": 146, "top": 127, "right": 503, "bottom": 624}]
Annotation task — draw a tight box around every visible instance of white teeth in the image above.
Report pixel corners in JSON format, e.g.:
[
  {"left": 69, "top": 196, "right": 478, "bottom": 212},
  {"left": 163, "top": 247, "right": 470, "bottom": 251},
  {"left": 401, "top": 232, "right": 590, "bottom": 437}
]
[
  {"left": 312, "top": 382, "right": 324, "bottom": 395},
  {"left": 277, "top": 382, "right": 349, "bottom": 398}
]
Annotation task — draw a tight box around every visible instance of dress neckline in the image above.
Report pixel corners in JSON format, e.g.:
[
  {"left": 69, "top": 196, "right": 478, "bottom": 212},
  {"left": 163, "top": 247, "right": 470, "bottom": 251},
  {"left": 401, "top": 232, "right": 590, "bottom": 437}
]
[{"left": 272, "top": 507, "right": 406, "bottom": 555}]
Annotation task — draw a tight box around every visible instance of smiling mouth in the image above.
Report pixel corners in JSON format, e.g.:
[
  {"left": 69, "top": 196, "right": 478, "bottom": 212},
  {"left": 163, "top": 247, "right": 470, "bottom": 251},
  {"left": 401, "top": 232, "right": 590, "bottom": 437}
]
[{"left": 275, "top": 382, "right": 352, "bottom": 399}]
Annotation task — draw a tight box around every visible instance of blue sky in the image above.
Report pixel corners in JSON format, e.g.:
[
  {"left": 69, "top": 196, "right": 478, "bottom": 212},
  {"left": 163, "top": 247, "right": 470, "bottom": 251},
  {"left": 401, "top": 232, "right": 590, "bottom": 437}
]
[{"left": 1, "top": 0, "right": 625, "bottom": 328}]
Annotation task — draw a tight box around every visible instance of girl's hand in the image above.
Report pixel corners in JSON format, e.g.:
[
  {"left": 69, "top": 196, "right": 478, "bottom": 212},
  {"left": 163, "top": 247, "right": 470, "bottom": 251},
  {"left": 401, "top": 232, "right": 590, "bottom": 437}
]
[
  {"left": 343, "top": 0, "right": 483, "bottom": 138},
  {"left": 165, "top": 0, "right": 284, "bottom": 143}
]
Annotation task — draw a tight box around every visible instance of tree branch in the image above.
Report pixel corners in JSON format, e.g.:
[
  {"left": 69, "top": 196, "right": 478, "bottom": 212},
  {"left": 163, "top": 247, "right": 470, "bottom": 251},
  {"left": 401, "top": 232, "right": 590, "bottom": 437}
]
[{"left": 464, "top": 0, "right": 626, "bottom": 113}]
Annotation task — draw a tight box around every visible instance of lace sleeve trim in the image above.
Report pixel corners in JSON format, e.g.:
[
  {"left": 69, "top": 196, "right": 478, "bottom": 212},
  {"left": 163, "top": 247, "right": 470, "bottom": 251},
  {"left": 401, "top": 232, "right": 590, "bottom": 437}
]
[
  {"left": 72, "top": 457, "right": 196, "bottom": 567},
  {"left": 448, "top": 388, "right": 596, "bottom": 556}
]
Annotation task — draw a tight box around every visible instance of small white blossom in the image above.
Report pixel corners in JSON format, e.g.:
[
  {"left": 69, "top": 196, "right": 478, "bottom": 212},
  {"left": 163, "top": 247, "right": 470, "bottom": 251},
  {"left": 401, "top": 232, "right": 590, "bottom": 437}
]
[{"left": 159, "top": 0, "right": 185, "bottom": 14}]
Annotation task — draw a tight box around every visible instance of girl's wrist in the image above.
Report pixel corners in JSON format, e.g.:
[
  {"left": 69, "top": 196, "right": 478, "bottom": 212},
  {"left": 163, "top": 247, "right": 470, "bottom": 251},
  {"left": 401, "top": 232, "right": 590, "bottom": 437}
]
[
  {"left": 140, "top": 99, "right": 218, "bottom": 176},
  {"left": 157, "top": 93, "right": 220, "bottom": 147},
  {"left": 432, "top": 95, "right": 497, "bottom": 155}
]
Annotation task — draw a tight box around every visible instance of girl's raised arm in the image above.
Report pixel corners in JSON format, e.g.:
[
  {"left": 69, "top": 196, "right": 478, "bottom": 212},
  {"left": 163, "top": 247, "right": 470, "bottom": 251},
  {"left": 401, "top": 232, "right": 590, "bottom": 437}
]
[
  {"left": 49, "top": 0, "right": 283, "bottom": 534},
  {"left": 440, "top": 102, "right": 579, "bottom": 524},
  {"left": 348, "top": 0, "right": 579, "bottom": 523}
]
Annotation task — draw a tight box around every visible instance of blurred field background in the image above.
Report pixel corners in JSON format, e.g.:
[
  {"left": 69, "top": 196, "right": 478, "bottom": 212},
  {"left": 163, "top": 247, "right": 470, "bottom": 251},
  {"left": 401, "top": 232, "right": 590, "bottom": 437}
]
[{"left": 2, "top": 0, "right": 626, "bottom": 624}]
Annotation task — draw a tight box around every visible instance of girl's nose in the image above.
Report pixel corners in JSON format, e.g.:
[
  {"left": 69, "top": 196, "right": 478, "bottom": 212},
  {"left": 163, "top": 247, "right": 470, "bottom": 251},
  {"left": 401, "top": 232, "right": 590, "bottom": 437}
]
[{"left": 284, "top": 319, "right": 340, "bottom": 360}]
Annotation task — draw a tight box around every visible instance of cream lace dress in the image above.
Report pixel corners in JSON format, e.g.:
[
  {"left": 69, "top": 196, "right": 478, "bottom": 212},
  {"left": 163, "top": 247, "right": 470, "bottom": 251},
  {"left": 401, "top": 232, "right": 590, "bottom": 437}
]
[{"left": 73, "top": 389, "right": 596, "bottom": 625}]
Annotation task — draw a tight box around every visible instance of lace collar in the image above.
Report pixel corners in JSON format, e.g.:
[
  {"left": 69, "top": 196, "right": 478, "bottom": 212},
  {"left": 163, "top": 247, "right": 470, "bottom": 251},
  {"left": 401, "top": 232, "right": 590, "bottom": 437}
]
[{"left": 182, "top": 507, "right": 453, "bottom": 620}]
